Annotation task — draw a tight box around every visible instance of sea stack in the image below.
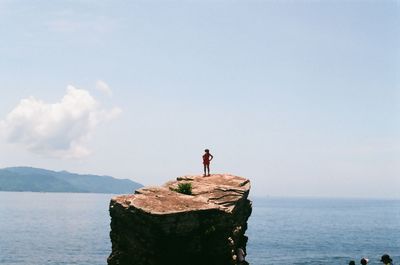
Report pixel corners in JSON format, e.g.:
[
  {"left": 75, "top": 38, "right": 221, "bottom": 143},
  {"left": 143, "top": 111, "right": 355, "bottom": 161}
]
[{"left": 108, "top": 174, "right": 252, "bottom": 265}]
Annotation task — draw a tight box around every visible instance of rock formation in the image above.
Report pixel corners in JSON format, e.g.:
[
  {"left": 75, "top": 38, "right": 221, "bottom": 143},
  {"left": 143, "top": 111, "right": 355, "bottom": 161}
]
[{"left": 108, "top": 174, "right": 252, "bottom": 265}]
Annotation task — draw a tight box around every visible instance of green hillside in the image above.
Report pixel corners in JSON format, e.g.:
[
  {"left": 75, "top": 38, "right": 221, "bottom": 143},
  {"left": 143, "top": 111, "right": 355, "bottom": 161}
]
[{"left": 0, "top": 167, "right": 143, "bottom": 194}]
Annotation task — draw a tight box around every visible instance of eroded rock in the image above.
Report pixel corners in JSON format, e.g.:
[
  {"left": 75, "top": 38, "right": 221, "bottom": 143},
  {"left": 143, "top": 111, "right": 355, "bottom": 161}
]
[{"left": 108, "top": 174, "right": 252, "bottom": 265}]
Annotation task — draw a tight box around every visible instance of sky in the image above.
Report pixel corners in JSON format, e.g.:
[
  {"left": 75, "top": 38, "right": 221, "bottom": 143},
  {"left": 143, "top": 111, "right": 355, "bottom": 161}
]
[{"left": 0, "top": 0, "right": 399, "bottom": 198}]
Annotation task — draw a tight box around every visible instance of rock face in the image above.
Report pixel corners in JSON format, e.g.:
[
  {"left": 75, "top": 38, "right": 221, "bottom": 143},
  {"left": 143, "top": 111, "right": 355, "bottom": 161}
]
[{"left": 108, "top": 174, "right": 252, "bottom": 265}]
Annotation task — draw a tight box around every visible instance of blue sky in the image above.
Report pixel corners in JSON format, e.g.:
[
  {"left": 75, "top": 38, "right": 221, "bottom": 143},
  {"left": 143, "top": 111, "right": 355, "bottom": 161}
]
[{"left": 0, "top": 1, "right": 398, "bottom": 198}]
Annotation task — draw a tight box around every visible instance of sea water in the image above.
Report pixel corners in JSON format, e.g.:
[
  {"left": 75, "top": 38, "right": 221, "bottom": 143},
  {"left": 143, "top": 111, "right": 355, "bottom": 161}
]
[
  {"left": 247, "top": 197, "right": 399, "bottom": 265},
  {"left": 0, "top": 192, "right": 398, "bottom": 265}
]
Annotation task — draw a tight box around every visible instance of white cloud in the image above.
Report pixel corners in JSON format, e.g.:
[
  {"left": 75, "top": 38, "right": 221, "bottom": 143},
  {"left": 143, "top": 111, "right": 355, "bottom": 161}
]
[
  {"left": 96, "top": 80, "right": 113, "bottom": 96},
  {"left": 0, "top": 85, "right": 121, "bottom": 159}
]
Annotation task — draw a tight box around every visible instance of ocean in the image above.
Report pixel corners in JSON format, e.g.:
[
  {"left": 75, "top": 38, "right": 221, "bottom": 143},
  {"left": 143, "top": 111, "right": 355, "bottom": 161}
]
[{"left": 0, "top": 192, "right": 398, "bottom": 265}]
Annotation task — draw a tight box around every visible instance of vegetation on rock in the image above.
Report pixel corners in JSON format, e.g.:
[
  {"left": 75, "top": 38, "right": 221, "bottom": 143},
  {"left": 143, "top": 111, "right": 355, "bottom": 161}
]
[{"left": 176, "top": 182, "right": 192, "bottom": 195}]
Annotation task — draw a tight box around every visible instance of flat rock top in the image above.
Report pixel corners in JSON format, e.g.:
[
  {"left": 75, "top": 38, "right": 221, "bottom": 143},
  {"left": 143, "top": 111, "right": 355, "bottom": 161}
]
[{"left": 111, "top": 174, "right": 250, "bottom": 215}]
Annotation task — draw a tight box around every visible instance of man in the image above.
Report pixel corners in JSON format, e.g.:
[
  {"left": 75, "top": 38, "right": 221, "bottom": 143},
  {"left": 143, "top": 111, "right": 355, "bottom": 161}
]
[
  {"left": 361, "top": 258, "right": 369, "bottom": 265},
  {"left": 202, "top": 149, "right": 213, "bottom": 176},
  {"left": 381, "top": 254, "right": 393, "bottom": 265}
]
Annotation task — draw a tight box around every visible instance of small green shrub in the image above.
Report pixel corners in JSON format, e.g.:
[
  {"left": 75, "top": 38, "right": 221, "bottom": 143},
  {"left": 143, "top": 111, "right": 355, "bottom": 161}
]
[{"left": 176, "top": 182, "right": 192, "bottom": 195}]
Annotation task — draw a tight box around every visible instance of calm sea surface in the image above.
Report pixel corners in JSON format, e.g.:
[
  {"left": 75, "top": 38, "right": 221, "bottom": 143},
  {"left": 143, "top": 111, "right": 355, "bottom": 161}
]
[{"left": 0, "top": 192, "right": 398, "bottom": 265}]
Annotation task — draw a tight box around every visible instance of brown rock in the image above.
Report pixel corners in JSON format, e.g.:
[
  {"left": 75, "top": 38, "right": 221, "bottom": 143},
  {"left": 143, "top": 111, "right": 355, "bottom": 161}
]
[{"left": 108, "top": 174, "right": 252, "bottom": 265}]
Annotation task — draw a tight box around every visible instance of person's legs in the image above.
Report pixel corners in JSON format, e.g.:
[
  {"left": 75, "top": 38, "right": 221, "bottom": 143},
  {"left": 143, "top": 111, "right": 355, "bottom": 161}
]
[{"left": 204, "top": 163, "right": 210, "bottom": 176}]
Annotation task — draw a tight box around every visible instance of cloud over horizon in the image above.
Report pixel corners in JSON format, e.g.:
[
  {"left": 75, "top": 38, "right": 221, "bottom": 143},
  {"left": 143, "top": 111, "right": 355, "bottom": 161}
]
[
  {"left": 96, "top": 80, "right": 113, "bottom": 96},
  {"left": 0, "top": 85, "right": 121, "bottom": 158}
]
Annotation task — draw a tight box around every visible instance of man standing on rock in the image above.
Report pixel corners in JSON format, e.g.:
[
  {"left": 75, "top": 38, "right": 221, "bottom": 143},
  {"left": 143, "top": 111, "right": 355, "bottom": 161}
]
[{"left": 203, "top": 149, "right": 213, "bottom": 176}]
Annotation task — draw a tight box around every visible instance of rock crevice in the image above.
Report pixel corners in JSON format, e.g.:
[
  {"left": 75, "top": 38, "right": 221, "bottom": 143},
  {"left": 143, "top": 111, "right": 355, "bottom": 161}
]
[{"left": 108, "top": 174, "right": 252, "bottom": 265}]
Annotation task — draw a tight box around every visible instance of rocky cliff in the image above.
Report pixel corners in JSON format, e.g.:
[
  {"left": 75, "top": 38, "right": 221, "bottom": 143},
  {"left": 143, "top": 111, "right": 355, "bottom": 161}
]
[{"left": 108, "top": 174, "right": 252, "bottom": 265}]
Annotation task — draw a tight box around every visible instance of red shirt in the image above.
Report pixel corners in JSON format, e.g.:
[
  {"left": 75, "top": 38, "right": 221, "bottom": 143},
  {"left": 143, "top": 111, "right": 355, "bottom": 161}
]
[{"left": 203, "top": 153, "right": 211, "bottom": 164}]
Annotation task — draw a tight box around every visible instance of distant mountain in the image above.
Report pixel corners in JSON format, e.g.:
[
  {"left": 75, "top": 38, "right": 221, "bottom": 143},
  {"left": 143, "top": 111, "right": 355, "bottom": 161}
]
[{"left": 0, "top": 167, "right": 143, "bottom": 194}]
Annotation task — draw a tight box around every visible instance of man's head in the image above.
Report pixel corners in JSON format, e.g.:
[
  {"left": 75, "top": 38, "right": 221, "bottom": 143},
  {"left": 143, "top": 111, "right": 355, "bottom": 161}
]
[
  {"left": 205, "top": 149, "right": 209, "bottom": 153},
  {"left": 381, "top": 254, "right": 392, "bottom": 264},
  {"left": 349, "top": 261, "right": 356, "bottom": 265},
  {"left": 361, "top": 258, "right": 369, "bottom": 265}
]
